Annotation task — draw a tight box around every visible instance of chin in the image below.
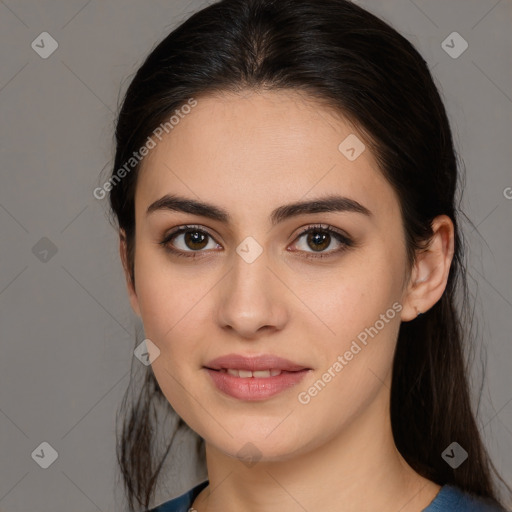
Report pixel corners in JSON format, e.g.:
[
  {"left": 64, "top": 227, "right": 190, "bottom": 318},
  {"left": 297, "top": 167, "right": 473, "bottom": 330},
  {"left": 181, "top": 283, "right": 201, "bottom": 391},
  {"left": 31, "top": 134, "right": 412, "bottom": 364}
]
[{"left": 204, "top": 430, "right": 309, "bottom": 465}]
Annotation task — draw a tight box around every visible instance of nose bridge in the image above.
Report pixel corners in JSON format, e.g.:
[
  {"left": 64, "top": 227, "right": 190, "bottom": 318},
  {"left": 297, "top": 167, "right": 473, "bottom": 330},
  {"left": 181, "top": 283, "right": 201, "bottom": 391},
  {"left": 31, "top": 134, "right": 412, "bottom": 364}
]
[{"left": 217, "top": 238, "right": 287, "bottom": 337}]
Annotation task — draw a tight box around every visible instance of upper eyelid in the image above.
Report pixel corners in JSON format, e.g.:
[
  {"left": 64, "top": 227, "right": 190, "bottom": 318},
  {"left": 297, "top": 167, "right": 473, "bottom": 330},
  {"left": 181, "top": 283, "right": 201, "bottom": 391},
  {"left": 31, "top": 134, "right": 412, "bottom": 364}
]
[
  {"left": 164, "top": 224, "right": 219, "bottom": 242},
  {"left": 296, "top": 224, "right": 349, "bottom": 239}
]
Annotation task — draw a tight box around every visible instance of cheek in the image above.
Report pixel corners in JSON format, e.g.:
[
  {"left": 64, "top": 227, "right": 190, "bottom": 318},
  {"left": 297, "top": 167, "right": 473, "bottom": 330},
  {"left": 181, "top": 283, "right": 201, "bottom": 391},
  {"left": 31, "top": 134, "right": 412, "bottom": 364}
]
[
  {"left": 296, "top": 279, "right": 401, "bottom": 429},
  {"left": 303, "top": 256, "right": 400, "bottom": 336},
  {"left": 298, "top": 253, "right": 404, "bottom": 396},
  {"left": 133, "top": 248, "right": 191, "bottom": 343},
  {"left": 312, "top": 285, "right": 399, "bottom": 379},
  {"left": 134, "top": 261, "right": 207, "bottom": 413},
  {"left": 133, "top": 249, "right": 220, "bottom": 375}
]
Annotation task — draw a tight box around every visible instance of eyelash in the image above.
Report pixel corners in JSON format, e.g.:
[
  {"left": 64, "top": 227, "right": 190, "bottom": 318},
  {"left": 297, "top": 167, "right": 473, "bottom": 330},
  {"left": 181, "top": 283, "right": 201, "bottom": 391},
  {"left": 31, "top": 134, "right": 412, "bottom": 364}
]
[{"left": 159, "top": 223, "right": 354, "bottom": 260}]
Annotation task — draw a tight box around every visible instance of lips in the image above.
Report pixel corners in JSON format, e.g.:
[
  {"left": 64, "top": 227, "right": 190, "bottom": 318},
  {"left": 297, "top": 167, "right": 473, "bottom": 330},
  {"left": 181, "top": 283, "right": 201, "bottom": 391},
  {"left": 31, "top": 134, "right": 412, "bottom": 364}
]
[
  {"left": 203, "top": 353, "right": 311, "bottom": 400},
  {"left": 204, "top": 353, "right": 310, "bottom": 372}
]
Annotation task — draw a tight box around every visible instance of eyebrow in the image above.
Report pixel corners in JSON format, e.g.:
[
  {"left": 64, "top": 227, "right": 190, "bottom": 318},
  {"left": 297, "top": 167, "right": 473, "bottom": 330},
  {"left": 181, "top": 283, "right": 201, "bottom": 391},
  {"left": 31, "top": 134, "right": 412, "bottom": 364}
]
[{"left": 146, "top": 193, "right": 372, "bottom": 225}]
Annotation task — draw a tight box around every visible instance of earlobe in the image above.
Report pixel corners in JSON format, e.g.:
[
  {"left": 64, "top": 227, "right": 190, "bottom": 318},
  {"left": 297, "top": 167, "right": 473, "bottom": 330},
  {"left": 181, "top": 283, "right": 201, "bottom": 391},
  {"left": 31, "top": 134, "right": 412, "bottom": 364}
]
[
  {"left": 119, "top": 229, "right": 141, "bottom": 318},
  {"left": 400, "top": 215, "right": 455, "bottom": 322}
]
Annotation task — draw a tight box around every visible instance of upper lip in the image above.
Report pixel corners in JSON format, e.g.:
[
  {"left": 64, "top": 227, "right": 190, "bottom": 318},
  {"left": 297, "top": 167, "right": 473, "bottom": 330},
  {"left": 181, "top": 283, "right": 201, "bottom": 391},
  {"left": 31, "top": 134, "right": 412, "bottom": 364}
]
[{"left": 204, "top": 353, "right": 310, "bottom": 372}]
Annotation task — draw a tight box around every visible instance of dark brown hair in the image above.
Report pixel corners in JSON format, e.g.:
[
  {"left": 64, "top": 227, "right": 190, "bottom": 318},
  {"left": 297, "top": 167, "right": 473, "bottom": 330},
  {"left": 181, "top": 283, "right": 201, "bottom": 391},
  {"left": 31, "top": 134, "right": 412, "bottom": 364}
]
[{"left": 107, "top": 0, "right": 510, "bottom": 510}]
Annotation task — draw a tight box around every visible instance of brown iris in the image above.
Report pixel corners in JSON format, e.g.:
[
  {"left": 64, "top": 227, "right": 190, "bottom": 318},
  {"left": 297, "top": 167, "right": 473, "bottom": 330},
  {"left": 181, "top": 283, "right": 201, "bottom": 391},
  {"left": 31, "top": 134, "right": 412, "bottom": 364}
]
[
  {"left": 184, "top": 230, "right": 208, "bottom": 250},
  {"left": 307, "top": 231, "right": 331, "bottom": 252}
]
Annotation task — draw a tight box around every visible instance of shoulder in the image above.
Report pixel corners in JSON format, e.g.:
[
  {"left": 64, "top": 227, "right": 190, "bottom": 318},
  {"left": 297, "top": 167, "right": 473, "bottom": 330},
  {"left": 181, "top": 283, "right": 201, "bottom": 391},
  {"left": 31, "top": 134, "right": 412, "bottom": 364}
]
[
  {"left": 424, "top": 485, "right": 507, "bottom": 512},
  {"left": 146, "top": 480, "right": 209, "bottom": 512},
  {"left": 145, "top": 482, "right": 507, "bottom": 512}
]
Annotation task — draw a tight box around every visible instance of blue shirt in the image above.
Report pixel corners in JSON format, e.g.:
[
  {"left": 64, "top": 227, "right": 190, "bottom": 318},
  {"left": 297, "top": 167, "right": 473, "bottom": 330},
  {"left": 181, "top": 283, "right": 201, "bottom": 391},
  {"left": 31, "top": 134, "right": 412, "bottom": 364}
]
[{"left": 148, "top": 480, "right": 507, "bottom": 511}]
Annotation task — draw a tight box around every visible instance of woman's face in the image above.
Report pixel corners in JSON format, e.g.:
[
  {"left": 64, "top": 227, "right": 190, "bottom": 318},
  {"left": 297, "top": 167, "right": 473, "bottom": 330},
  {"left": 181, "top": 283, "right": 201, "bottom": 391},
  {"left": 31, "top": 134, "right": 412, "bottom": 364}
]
[{"left": 125, "top": 89, "right": 414, "bottom": 461}]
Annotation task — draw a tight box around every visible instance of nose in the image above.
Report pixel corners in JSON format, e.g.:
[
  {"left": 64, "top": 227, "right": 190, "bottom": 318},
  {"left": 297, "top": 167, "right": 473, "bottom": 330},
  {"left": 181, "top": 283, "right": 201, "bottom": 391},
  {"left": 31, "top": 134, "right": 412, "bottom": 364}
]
[{"left": 216, "top": 250, "right": 288, "bottom": 340}]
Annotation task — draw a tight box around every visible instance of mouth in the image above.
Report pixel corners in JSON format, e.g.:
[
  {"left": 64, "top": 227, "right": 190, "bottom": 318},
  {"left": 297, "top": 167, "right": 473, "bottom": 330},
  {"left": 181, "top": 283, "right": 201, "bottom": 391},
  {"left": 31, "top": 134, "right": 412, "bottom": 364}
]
[
  {"left": 203, "top": 354, "right": 311, "bottom": 401},
  {"left": 204, "top": 353, "right": 311, "bottom": 372},
  {"left": 213, "top": 368, "right": 289, "bottom": 378}
]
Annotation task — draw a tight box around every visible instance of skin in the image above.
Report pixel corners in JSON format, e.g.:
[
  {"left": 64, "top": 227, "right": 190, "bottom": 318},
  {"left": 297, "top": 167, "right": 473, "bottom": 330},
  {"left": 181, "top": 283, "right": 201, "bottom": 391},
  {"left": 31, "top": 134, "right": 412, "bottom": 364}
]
[{"left": 119, "top": 89, "right": 455, "bottom": 512}]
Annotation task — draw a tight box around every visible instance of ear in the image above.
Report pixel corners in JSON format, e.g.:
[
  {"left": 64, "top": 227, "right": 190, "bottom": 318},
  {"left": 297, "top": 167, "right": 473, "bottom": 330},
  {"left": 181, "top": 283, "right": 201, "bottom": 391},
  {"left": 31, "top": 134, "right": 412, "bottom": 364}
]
[
  {"left": 400, "top": 215, "right": 455, "bottom": 322},
  {"left": 119, "top": 229, "right": 141, "bottom": 317}
]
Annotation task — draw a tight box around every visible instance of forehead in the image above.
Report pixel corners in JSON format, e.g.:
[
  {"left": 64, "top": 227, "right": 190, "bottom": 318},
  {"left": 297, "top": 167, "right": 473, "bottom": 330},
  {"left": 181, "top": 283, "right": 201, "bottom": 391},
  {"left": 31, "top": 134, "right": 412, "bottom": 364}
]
[{"left": 135, "top": 89, "right": 399, "bottom": 225}]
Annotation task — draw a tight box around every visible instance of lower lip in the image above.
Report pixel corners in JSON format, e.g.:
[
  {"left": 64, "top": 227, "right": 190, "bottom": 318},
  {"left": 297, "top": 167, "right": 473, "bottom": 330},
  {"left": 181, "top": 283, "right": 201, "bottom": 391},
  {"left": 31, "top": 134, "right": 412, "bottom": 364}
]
[{"left": 204, "top": 368, "right": 310, "bottom": 401}]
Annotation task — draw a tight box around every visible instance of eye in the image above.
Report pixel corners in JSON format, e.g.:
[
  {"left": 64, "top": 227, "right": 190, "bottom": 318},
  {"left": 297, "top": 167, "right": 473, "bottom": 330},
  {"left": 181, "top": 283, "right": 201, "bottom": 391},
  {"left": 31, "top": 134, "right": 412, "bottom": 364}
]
[
  {"left": 290, "top": 224, "right": 354, "bottom": 259},
  {"left": 159, "top": 223, "right": 354, "bottom": 260},
  {"left": 159, "top": 225, "right": 220, "bottom": 258}
]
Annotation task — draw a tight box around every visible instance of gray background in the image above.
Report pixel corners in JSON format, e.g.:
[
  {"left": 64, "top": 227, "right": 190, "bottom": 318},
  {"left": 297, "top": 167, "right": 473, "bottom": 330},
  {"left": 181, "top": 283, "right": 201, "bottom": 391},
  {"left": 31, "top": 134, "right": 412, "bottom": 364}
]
[{"left": 0, "top": 0, "right": 511, "bottom": 510}]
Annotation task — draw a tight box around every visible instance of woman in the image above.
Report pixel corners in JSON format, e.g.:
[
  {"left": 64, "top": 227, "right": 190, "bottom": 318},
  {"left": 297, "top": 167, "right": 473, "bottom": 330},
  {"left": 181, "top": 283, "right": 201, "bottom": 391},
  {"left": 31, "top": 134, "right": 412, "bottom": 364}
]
[{"left": 109, "top": 0, "right": 511, "bottom": 510}]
